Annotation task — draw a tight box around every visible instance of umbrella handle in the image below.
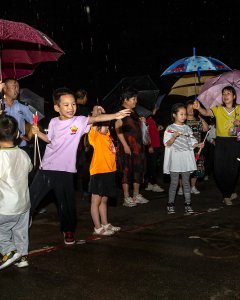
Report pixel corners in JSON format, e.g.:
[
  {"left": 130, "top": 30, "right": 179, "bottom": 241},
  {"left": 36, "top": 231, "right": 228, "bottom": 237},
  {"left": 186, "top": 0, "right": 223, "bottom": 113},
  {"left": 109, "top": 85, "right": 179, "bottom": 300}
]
[
  {"left": 34, "top": 134, "right": 42, "bottom": 168},
  {"left": 34, "top": 134, "right": 37, "bottom": 167},
  {"left": 36, "top": 135, "right": 42, "bottom": 168}
]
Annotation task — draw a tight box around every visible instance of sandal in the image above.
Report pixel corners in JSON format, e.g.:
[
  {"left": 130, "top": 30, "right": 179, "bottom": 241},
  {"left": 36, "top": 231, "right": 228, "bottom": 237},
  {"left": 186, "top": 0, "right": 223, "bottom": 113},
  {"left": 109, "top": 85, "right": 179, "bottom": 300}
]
[
  {"left": 102, "top": 223, "right": 121, "bottom": 232},
  {"left": 223, "top": 198, "right": 233, "bottom": 206},
  {"left": 93, "top": 226, "right": 114, "bottom": 236}
]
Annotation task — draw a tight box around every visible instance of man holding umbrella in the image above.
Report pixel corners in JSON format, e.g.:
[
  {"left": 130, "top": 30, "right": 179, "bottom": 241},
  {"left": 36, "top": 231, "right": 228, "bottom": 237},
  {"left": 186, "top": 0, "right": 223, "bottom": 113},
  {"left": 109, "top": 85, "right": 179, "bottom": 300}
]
[{"left": 0, "top": 78, "right": 33, "bottom": 154}]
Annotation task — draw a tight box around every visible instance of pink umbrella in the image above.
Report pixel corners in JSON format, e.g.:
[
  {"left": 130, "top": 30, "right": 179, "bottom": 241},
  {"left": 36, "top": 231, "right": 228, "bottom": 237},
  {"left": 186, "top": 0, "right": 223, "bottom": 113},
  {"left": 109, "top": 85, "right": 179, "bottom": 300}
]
[
  {"left": 0, "top": 19, "right": 64, "bottom": 80},
  {"left": 197, "top": 70, "right": 240, "bottom": 108}
]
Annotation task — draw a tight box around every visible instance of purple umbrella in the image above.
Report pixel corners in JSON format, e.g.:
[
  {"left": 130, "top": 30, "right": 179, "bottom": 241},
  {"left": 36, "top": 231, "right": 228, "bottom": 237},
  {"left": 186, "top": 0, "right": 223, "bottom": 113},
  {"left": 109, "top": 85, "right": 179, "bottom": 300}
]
[
  {"left": 0, "top": 19, "right": 64, "bottom": 80},
  {"left": 197, "top": 70, "right": 240, "bottom": 108}
]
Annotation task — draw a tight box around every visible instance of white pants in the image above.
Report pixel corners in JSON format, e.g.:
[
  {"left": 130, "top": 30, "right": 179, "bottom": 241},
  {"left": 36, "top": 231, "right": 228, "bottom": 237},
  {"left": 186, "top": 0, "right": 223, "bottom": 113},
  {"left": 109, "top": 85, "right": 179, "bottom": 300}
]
[{"left": 0, "top": 209, "right": 29, "bottom": 256}]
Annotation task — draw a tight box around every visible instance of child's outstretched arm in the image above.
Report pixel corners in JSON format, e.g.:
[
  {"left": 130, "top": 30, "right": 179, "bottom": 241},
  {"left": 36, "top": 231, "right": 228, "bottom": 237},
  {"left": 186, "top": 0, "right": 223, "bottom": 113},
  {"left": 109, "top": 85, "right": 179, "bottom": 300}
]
[
  {"left": 88, "top": 108, "right": 131, "bottom": 124},
  {"left": 32, "top": 125, "right": 50, "bottom": 143}
]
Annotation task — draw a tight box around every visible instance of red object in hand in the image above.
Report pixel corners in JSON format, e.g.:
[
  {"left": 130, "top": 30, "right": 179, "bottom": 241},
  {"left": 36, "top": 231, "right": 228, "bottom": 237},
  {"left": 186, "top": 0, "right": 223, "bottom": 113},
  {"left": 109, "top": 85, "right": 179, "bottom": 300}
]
[
  {"left": 33, "top": 114, "right": 38, "bottom": 125},
  {"left": 195, "top": 153, "right": 200, "bottom": 161}
]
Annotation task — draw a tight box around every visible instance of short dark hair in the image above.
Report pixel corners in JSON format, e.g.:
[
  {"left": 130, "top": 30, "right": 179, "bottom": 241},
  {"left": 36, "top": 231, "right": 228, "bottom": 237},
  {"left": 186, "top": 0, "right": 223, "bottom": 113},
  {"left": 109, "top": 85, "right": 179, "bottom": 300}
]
[
  {"left": 222, "top": 85, "right": 237, "bottom": 107},
  {"left": 52, "top": 88, "right": 75, "bottom": 105},
  {"left": 171, "top": 103, "right": 186, "bottom": 122},
  {"left": 0, "top": 115, "right": 19, "bottom": 143},
  {"left": 75, "top": 89, "right": 88, "bottom": 99},
  {"left": 185, "top": 99, "right": 194, "bottom": 107},
  {"left": 120, "top": 88, "right": 138, "bottom": 104}
]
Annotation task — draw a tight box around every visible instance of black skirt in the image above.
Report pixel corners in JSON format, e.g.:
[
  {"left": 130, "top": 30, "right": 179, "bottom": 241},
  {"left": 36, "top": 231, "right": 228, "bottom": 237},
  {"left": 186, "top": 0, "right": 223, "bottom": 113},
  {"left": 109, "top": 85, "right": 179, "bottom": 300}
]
[{"left": 89, "top": 172, "right": 117, "bottom": 198}]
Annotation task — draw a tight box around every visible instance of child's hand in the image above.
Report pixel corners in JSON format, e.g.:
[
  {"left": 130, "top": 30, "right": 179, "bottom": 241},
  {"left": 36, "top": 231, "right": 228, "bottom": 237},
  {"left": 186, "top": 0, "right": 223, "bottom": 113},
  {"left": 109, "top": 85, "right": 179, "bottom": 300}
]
[
  {"left": 148, "top": 146, "right": 154, "bottom": 153},
  {"left": 115, "top": 109, "right": 131, "bottom": 119},
  {"left": 158, "top": 125, "right": 164, "bottom": 131},
  {"left": 198, "top": 142, "right": 205, "bottom": 148},
  {"left": 32, "top": 124, "right": 40, "bottom": 135},
  {"left": 139, "top": 116, "right": 146, "bottom": 123},
  {"left": 173, "top": 131, "right": 181, "bottom": 138},
  {"left": 123, "top": 144, "right": 131, "bottom": 155},
  {"left": 233, "top": 119, "right": 240, "bottom": 126}
]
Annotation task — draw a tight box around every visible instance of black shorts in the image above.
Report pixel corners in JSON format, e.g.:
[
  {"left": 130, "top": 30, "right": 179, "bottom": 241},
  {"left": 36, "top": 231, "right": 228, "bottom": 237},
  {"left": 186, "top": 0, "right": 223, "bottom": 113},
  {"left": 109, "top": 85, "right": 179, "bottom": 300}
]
[{"left": 89, "top": 172, "right": 117, "bottom": 198}]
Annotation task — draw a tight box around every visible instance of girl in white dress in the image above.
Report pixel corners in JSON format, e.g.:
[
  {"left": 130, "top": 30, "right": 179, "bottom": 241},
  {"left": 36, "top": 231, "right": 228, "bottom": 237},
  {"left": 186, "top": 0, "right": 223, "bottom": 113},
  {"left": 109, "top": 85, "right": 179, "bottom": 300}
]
[{"left": 163, "top": 103, "right": 204, "bottom": 214}]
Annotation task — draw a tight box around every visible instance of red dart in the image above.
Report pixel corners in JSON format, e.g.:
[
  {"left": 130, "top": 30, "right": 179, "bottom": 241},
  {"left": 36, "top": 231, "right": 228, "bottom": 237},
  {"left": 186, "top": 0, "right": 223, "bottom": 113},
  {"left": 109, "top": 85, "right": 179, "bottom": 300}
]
[{"left": 33, "top": 113, "right": 38, "bottom": 125}]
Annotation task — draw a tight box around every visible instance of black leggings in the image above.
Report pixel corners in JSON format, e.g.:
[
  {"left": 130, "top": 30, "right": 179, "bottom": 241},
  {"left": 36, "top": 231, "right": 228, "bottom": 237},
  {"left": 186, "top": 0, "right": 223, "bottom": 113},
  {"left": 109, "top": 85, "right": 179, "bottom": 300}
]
[
  {"left": 214, "top": 137, "right": 240, "bottom": 198},
  {"left": 30, "top": 170, "right": 76, "bottom": 232}
]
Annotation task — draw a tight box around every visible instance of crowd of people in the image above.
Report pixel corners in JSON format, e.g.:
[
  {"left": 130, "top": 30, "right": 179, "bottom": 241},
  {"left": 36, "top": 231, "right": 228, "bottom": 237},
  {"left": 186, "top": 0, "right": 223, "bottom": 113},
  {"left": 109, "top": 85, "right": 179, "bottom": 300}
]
[{"left": 0, "top": 79, "right": 240, "bottom": 271}]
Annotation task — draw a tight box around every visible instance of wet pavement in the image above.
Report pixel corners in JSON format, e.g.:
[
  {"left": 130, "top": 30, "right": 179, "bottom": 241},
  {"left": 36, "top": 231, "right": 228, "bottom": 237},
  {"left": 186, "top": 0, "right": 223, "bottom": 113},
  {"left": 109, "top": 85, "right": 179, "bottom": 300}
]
[{"left": 1, "top": 176, "right": 240, "bottom": 300}]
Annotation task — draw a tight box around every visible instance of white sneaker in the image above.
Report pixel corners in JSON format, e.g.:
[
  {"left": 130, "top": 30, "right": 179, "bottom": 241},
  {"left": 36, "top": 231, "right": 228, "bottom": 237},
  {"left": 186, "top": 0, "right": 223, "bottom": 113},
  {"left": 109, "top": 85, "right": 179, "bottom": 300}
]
[
  {"left": 102, "top": 223, "right": 121, "bottom": 232},
  {"left": 177, "top": 187, "right": 183, "bottom": 195},
  {"left": 152, "top": 184, "right": 165, "bottom": 192},
  {"left": 134, "top": 194, "right": 149, "bottom": 204},
  {"left": 230, "top": 193, "right": 238, "bottom": 201},
  {"left": 191, "top": 187, "right": 200, "bottom": 194},
  {"left": 0, "top": 250, "right": 21, "bottom": 270},
  {"left": 145, "top": 183, "right": 153, "bottom": 191},
  {"left": 185, "top": 205, "right": 194, "bottom": 214},
  {"left": 204, "top": 175, "right": 209, "bottom": 181},
  {"left": 123, "top": 197, "right": 137, "bottom": 207},
  {"left": 93, "top": 226, "right": 114, "bottom": 236},
  {"left": 15, "top": 256, "right": 29, "bottom": 268},
  {"left": 167, "top": 205, "right": 175, "bottom": 214},
  {"left": 223, "top": 198, "right": 233, "bottom": 206}
]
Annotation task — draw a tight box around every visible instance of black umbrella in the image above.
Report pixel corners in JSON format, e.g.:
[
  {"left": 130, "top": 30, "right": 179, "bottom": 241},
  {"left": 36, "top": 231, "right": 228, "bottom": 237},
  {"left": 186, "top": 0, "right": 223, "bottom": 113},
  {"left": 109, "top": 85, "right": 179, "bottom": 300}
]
[
  {"left": 102, "top": 75, "right": 159, "bottom": 112},
  {"left": 134, "top": 105, "right": 152, "bottom": 119},
  {"left": 19, "top": 88, "right": 45, "bottom": 121}
]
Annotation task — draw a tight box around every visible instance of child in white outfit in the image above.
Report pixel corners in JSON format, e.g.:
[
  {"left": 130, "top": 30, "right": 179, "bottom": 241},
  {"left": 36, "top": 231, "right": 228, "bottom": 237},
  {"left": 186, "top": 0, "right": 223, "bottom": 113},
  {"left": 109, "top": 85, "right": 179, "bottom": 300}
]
[
  {"left": 163, "top": 103, "right": 204, "bottom": 214},
  {"left": 0, "top": 115, "right": 32, "bottom": 270}
]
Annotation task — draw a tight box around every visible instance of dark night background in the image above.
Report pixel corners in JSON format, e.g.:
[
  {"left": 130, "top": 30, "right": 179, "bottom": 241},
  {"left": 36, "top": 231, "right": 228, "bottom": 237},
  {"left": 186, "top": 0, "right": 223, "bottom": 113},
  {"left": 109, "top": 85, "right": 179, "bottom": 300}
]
[{"left": 1, "top": 0, "right": 239, "bottom": 109}]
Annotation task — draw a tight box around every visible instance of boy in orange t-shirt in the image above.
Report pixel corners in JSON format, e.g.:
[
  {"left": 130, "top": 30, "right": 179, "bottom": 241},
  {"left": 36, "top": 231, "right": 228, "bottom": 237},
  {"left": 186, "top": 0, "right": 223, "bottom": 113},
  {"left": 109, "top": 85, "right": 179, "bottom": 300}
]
[{"left": 88, "top": 121, "right": 121, "bottom": 236}]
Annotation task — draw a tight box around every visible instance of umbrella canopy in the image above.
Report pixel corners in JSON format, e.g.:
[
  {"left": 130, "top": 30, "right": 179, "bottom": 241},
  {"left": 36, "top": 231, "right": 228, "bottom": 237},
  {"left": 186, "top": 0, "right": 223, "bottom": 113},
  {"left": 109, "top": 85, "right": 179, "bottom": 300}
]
[
  {"left": 160, "top": 49, "right": 231, "bottom": 101},
  {"left": 161, "top": 55, "right": 231, "bottom": 76},
  {"left": 134, "top": 104, "right": 152, "bottom": 119},
  {"left": 168, "top": 74, "right": 215, "bottom": 97},
  {"left": 0, "top": 19, "right": 64, "bottom": 80},
  {"left": 197, "top": 70, "right": 240, "bottom": 108},
  {"left": 19, "top": 88, "right": 45, "bottom": 120},
  {"left": 102, "top": 75, "right": 159, "bottom": 112}
]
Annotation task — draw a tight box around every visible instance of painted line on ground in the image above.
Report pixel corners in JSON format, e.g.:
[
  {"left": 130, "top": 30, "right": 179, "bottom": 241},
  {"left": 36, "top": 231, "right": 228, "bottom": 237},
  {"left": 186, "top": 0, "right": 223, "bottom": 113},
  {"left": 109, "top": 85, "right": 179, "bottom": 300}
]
[{"left": 28, "top": 205, "right": 224, "bottom": 258}]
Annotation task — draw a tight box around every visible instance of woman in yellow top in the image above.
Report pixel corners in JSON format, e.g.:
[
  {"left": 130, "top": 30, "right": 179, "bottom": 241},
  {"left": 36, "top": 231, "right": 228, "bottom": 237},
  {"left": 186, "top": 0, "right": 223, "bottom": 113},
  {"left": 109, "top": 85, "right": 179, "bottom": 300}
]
[
  {"left": 194, "top": 86, "right": 240, "bottom": 205},
  {"left": 88, "top": 121, "right": 121, "bottom": 236}
]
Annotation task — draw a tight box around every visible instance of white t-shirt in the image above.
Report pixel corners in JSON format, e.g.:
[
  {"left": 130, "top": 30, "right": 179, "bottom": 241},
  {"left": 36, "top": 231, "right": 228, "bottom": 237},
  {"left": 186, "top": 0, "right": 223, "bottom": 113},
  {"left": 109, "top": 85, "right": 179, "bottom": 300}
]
[
  {"left": 163, "top": 124, "right": 197, "bottom": 174},
  {"left": 0, "top": 147, "right": 32, "bottom": 215}
]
